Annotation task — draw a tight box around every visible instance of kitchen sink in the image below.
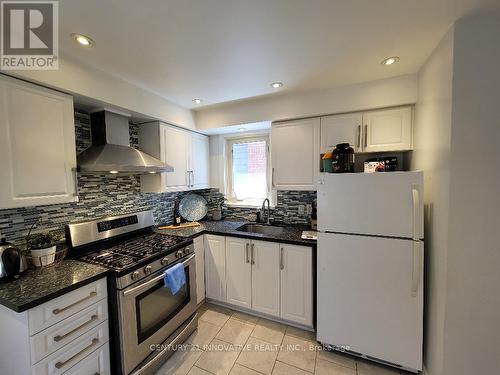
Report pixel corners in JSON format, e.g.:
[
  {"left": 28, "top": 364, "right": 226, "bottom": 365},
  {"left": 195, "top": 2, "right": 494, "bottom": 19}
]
[{"left": 236, "top": 223, "right": 285, "bottom": 235}]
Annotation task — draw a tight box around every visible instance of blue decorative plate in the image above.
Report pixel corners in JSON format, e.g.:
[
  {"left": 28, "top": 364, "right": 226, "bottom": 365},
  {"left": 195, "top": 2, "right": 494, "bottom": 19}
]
[{"left": 179, "top": 194, "right": 208, "bottom": 222}]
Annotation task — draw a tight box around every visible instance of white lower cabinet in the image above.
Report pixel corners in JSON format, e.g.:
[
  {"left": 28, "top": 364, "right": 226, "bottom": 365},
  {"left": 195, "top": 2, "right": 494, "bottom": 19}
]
[
  {"left": 225, "top": 237, "right": 252, "bottom": 309},
  {"left": 204, "top": 234, "right": 226, "bottom": 302},
  {"left": 0, "top": 278, "right": 110, "bottom": 375},
  {"left": 280, "top": 244, "right": 313, "bottom": 327},
  {"left": 194, "top": 236, "right": 206, "bottom": 304},
  {"left": 251, "top": 240, "right": 281, "bottom": 318},
  {"left": 205, "top": 234, "right": 313, "bottom": 327}
]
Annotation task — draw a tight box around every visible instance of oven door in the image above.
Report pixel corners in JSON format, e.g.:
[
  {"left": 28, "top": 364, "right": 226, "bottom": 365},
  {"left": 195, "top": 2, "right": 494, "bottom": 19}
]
[{"left": 118, "top": 254, "right": 197, "bottom": 375}]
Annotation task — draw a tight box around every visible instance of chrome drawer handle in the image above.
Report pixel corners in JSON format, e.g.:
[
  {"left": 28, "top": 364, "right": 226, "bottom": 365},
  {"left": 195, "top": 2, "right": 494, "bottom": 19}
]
[
  {"left": 280, "top": 247, "right": 284, "bottom": 270},
  {"left": 54, "top": 337, "right": 99, "bottom": 369},
  {"left": 52, "top": 291, "right": 97, "bottom": 315},
  {"left": 246, "top": 243, "right": 250, "bottom": 264},
  {"left": 54, "top": 314, "right": 98, "bottom": 342}
]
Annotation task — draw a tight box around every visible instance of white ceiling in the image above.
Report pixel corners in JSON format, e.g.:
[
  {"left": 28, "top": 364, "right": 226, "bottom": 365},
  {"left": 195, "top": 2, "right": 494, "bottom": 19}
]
[{"left": 60, "top": 0, "right": 499, "bottom": 109}]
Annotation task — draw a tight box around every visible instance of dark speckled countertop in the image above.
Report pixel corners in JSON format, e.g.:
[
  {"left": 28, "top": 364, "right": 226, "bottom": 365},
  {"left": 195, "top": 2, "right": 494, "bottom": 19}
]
[
  {"left": 0, "top": 260, "right": 109, "bottom": 312},
  {"left": 156, "top": 220, "right": 317, "bottom": 247}
]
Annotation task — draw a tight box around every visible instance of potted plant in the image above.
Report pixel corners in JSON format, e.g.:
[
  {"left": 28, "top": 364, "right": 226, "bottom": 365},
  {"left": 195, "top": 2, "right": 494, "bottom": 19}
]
[{"left": 26, "top": 232, "right": 60, "bottom": 267}]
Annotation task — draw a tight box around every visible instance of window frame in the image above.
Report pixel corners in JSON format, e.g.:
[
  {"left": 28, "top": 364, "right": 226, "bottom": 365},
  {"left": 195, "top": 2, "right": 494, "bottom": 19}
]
[{"left": 225, "top": 134, "right": 272, "bottom": 207}]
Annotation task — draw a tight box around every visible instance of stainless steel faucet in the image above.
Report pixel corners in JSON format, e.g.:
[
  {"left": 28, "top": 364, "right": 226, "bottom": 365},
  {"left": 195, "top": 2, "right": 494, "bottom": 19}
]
[{"left": 261, "top": 198, "right": 271, "bottom": 224}]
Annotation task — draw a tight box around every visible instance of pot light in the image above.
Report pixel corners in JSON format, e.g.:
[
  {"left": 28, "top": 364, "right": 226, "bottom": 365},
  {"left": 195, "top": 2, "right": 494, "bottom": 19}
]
[
  {"left": 270, "top": 81, "right": 283, "bottom": 89},
  {"left": 109, "top": 170, "right": 119, "bottom": 174},
  {"left": 238, "top": 127, "right": 246, "bottom": 131},
  {"left": 149, "top": 171, "right": 156, "bottom": 174},
  {"left": 71, "top": 33, "right": 95, "bottom": 47},
  {"left": 192, "top": 98, "right": 202, "bottom": 104},
  {"left": 382, "top": 56, "right": 400, "bottom": 66}
]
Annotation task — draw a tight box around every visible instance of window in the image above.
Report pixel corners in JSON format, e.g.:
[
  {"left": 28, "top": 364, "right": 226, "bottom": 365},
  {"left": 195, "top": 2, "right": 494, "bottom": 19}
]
[{"left": 226, "top": 136, "right": 270, "bottom": 206}]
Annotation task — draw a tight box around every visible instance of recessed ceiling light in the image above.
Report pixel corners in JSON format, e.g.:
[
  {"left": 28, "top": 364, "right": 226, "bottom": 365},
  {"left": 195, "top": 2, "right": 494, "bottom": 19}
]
[
  {"left": 71, "top": 33, "right": 95, "bottom": 47},
  {"left": 270, "top": 81, "right": 283, "bottom": 89},
  {"left": 382, "top": 56, "right": 400, "bottom": 66},
  {"left": 238, "top": 127, "right": 246, "bottom": 131},
  {"left": 109, "top": 170, "right": 119, "bottom": 174},
  {"left": 149, "top": 171, "right": 156, "bottom": 174},
  {"left": 192, "top": 98, "right": 202, "bottom": 104}
]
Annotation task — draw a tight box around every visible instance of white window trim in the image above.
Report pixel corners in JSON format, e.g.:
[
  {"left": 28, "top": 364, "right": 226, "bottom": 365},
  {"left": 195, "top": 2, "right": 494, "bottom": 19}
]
[{"left": 225, "top": 134, "right": 273, "bottom": 207}]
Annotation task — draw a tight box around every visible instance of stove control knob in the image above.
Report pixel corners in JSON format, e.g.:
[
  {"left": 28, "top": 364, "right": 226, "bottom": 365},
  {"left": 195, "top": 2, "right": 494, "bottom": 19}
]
[
  {"left": 131, "top": 271, "right": 140, "bottom": 281},
  {"left": 184, "top": 246, "right": 191, "bottom": 255},
  {"left": 176, "top": 250, "right": 183, "bottom": 259},
  {"left": 161, "top": 257, "right": 169, "bottom": 266},
  {"left": 144, "top": 265, "right": 152, "bottom": 274}
]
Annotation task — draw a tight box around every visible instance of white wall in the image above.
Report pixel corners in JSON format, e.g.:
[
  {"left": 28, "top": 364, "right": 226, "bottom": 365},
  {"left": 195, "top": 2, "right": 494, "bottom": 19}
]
[
  {"left": 442, "top": 12, "right": 500, "bottom": 375},
  {"left": 5, "top": 57, "right": 196, "bottom": 130},
  {"left": 411, "top": 27, "right": 454, "bottom": 375},
  {"left": 195, "top": 74, "right": 418, "bottom": 129}
]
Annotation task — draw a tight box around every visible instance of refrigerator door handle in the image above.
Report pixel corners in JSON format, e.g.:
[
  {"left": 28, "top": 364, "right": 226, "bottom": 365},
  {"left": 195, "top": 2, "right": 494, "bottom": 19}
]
[
  {"left": 411, "top": 241, "right": 421, "bottom": 297},
  {"left": 412, "top": 186, "right": 420, "bottom": 241}
]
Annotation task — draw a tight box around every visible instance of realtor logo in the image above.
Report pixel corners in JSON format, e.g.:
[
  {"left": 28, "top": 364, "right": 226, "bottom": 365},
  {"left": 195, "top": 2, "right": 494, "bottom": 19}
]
[{"left": 1, "top": 1, "right": 58, "bottom": 70}]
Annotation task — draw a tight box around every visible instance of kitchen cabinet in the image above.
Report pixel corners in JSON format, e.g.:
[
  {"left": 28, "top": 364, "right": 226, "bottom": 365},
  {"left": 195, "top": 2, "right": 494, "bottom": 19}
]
[
  {"left": 362, "top": 107, "right": 413, "bottom": 152},
  {"left": 321, "top": 113, "right": 363, "bottom": 153},
  {"left": 251, "top": 240, "right": 281, "bottom": 318},
  {"left": 280, "top": 244, "right": 313, "bottom": 327},
  {"left": 204, "top": 235, "right": 226, "bottom": 302},
  {"left": 320, "top": 106, "right": 413, "bottom": 154},
  {"left": 0, "top": 74, "right": 77, "bottom": 209},
  {"left": 0, "top": 278, "right": 110, "bottom": 375},
  {"left": 271, "top": 118, "right": 320, "bottom": 191},
  {"left": 139, "top": 122, "right": 210, "bottom": 192},
  {"left": 194, "top": 236, "right": 206, "bottom": 305},
  {"left": 225, "top": 237, "right": 252, "bottom": 309}
]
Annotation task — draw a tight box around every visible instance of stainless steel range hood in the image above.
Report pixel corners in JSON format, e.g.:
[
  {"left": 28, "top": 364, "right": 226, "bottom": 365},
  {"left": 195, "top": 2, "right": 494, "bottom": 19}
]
[{"left": 77, "top": 110, "right": 174, "bottom": 174}]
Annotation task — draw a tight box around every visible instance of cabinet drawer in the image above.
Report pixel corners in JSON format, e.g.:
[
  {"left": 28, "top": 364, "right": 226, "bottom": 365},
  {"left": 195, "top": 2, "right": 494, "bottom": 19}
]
[
  {"left": 62, "top": 342, "right": 110, "bottom": 375},
  {"left": 32, "top": 321, "right": 109, "bottom": 375},
  {"left": 31, "top": 299, "right": 108, "bottom": 364},
  {"left": 29, "top": 278, "right": 107, "bottom": 335}
]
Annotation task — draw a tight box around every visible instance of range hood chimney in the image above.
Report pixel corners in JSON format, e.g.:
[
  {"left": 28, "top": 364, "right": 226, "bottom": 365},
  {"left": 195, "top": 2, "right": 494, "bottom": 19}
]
[{"left": 77, "top": 110, "right": 174, "bottom": 174}]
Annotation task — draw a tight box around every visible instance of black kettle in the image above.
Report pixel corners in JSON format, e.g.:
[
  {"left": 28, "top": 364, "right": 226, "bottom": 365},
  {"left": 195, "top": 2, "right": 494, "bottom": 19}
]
[{"left": 0, "top": 238, "right": 28, "bottom": 282}]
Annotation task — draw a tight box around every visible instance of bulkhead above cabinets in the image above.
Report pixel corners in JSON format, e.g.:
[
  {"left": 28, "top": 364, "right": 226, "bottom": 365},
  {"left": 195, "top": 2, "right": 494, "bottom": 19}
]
[{"left": 139, "top": 122, "right": 210, "bottom": 193}]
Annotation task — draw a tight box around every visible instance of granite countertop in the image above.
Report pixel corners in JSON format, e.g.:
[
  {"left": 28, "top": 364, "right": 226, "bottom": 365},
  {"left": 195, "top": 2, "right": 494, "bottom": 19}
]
[
  {"left": 0, "top": 260, "right": 109, "bottom": 313},
  {"left": 156, "top": 220, "right": 317, "bottom": 247}
]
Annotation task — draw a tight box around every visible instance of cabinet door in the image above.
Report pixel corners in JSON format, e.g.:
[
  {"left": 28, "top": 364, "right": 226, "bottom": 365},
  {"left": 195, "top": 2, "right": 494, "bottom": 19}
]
[
  {"left": 320, "top": 113, "right": 363, "bottom": 153},
  {"left": 225, "top": 237, "right": 252, "bottom": 309},
  {"left": 204, "top": 235, "right": 226, "bottom": 302},
  {"left": 162, "top": 125, "right": 190, "bottom": 191},
  {"left": 271, "top": 118, "right": 320, "bottom": 190},
  {"left": 0, "top": 75, "right": 77, "bottom": 209},
  {"left": 362, "top": 107, "right": 413, "bottom": 152},
  {"left": 190, "top": 133, "right": 210, "bottom": 189},
  {"left": 194, "top": 236, "right": 206, "bottom": 304},
  {"left": 251, "top": 240, "right": 280, "bottom": 317},
  {"left": 280, "top": 244, "right": 313, "bottom": 327}
]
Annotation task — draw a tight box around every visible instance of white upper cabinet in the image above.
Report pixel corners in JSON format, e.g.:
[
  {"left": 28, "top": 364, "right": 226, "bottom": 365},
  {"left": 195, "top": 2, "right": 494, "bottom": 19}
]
[
  {"left": 321, "top": 113, "right": 363, "bottom": 153},
  {"left": 0, "top": 75, "right": 77, "bottom": 209},
  {"left": 362, "top": 107, "right": 413, "bottom": 152},
  {"left": 320, "top": 106, "right": 413, "bottom": 154},
  {"left": 271, "top": 118, "right": 320, "bottom": 191},
  {"left": 139, "top": 122, "right": 210, "bottom": 192}
]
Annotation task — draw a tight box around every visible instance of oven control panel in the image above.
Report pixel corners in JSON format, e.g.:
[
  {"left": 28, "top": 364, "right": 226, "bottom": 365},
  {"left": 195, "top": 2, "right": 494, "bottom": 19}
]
[
  {"left": 116, "top": 244, "right": 194, "bottom": 289},
  {"left": 97, "top": 215, "right": 139, "bottom": 232}
]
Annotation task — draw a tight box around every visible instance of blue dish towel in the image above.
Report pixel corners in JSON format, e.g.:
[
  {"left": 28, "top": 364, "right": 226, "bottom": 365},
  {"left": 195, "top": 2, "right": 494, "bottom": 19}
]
[{"left": 164, "top": 263, "right": 186, "bottom": 295}]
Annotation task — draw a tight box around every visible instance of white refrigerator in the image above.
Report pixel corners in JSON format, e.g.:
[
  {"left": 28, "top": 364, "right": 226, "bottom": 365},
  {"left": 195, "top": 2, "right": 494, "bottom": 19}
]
[{"left": 316, "top": 171, "right": 423, "bottom": 373}]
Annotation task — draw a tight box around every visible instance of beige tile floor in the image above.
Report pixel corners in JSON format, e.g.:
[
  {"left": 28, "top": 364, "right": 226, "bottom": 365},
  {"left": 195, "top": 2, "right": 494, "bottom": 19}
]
[{"left": 156, "top": 303, "right": 410, "bottom": 375}]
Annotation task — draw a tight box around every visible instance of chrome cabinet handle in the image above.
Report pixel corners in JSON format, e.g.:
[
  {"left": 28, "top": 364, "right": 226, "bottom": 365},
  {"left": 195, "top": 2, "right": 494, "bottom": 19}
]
[
  {"left": 356, "top": 125, "right": 361, "bottom": 149},
  {"left": 251, "top": 243, "right": 255, "bottom": 264},
  {"left": 280, "top": 247, "right": 284, "bottom": 270},
  {"left": 364, "top": 125, "right": 368, "bottom": 148},
  {"left": 55, "top": 337, "right": 99, "bottom": 369},
  {"left": 52, "top": 291, "right": 97, "bottom": 315},
  {"left": 271, "top": 168, "right": 275, "bottom": 188},
  {"left": 190, "top": 171, "right": 194, "bottom": 187},
  {"left": 54, "top": 314, "right": 98, "bottom": 342},
  {"left": 246, "top": 243, "right": 250, "bottom": 264},
  {"left": 72, "top": 167, "right": 78, "bottom": 197}
]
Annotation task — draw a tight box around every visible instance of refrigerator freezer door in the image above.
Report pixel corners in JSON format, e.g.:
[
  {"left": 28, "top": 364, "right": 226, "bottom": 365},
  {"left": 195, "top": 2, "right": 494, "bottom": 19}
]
[
  {"left": 317, "top": 171, "right": 423, "bottom": 239},
  {"left": 317, "top": 232, "right": 423, "bottom": 371}
]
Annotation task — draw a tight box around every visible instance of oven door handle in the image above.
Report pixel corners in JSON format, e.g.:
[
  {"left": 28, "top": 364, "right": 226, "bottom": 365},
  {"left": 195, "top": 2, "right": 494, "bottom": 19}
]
[{"left": 123, "top": 254, "right": 195, "bottom": 297}]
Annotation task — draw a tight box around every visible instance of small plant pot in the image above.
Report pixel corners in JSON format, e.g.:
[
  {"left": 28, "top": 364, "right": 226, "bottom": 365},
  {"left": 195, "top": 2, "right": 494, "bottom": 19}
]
[{"left": 30, "top": 246, "right": 56, "bottom": 267}]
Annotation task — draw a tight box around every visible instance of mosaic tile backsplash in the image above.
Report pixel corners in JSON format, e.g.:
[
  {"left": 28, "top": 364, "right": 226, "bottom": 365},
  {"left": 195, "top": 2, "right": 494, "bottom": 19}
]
[{"left": 0, "top": 112, "right": 315, "bottom": 244}]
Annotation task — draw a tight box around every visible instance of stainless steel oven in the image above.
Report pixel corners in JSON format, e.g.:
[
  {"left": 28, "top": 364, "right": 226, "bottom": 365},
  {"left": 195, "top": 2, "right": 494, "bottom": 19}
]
[{"left": 118, "top": 253, "right": 197, "bottom": 375}]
